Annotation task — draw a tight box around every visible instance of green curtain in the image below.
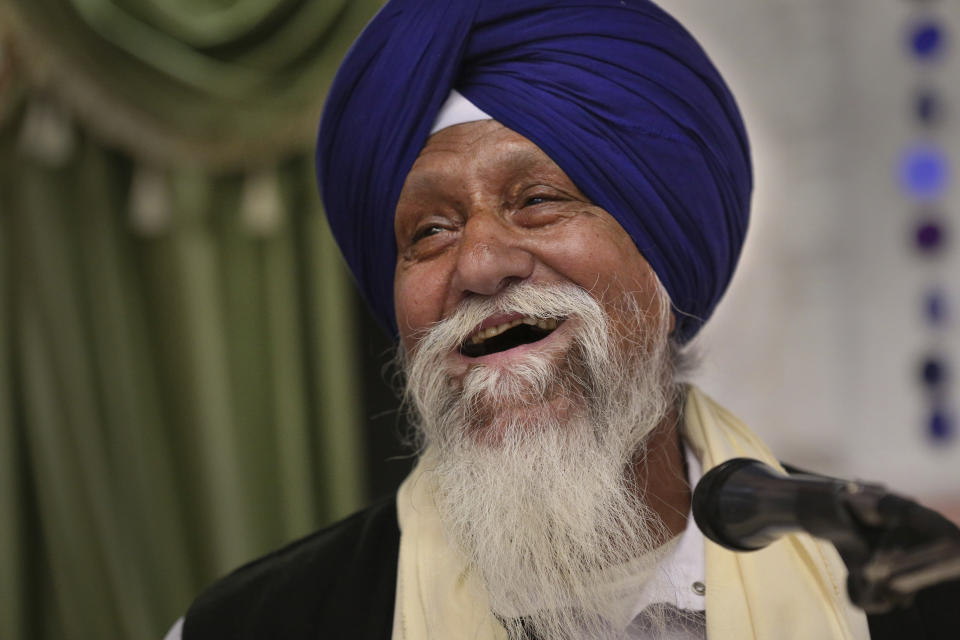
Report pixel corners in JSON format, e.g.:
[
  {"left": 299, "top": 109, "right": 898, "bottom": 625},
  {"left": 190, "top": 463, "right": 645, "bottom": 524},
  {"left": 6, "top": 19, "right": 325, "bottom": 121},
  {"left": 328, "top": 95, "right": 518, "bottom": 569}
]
[{"left": 0, "top": 1, "right": 381, "bottom": 638}]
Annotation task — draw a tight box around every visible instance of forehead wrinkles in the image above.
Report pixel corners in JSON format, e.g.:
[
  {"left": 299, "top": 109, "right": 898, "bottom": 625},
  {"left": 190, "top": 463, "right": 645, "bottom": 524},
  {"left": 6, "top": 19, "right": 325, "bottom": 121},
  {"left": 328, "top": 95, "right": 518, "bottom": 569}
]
[
  {"left": 407, "top": 119, "right": 572, "bottom": 193},
  {"left": 419, "top": 119, "right": 507, "bottom": 156},
  {"left": 408, "top": 139, "right": 546, "bottom": 189}
]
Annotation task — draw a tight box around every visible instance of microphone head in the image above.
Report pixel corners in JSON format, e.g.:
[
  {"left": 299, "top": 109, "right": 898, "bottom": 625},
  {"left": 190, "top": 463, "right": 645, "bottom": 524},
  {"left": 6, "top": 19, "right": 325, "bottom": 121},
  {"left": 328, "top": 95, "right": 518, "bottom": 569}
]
[
  {"left": 692, "top": 458, "right": 780, "bottom": 552},
  {"left": 692, "top": 458, "right": 783, "bottom": 551}
]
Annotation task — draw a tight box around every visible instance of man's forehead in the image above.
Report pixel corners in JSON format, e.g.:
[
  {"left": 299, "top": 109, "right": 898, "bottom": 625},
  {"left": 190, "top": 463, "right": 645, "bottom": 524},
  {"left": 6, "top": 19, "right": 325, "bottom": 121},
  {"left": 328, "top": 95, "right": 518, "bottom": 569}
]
[
  {"left": 397, "top": 123, "right": 575, "bottom": 208},
  {"left": 418, "top": 120, "right": 524, "bottom": 159}
]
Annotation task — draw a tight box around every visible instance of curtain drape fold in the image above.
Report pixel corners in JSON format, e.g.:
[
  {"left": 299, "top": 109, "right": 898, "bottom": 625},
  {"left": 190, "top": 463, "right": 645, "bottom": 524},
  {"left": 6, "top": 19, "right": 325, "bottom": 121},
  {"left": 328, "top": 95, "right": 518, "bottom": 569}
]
[{"left": 0, "top": 1, "right": 382, "bottom": 638}]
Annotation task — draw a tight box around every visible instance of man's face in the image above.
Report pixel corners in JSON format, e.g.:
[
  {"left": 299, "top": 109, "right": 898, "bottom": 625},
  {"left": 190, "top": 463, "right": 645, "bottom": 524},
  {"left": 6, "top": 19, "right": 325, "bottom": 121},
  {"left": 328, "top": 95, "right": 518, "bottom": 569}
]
[
  {"left": 393, "top": 121, "right": 680, "bottom": 639},
  {"left": 394, "top": 120, "right": 672, "bottom": 417}
]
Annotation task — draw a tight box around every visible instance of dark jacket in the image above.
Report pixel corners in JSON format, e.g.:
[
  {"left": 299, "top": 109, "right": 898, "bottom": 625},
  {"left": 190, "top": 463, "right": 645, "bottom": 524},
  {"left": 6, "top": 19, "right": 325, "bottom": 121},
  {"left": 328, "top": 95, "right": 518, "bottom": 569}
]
[{"left": 183, "top": 495, "right": 959, "bottom": 639}]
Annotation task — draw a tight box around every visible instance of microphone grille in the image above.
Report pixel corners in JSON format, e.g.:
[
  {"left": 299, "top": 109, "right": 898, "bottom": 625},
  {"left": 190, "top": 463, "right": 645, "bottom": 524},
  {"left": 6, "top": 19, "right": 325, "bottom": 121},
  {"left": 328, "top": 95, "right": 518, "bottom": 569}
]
[{"left": 692, "top": 458, "right": 764, "bottom": 551}]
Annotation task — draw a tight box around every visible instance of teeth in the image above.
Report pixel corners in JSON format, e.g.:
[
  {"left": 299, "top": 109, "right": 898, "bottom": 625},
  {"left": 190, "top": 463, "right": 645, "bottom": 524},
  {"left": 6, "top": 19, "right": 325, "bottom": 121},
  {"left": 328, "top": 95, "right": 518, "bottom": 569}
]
[{"left": 467, "top": 316, "right": 559, "bottom": 344}]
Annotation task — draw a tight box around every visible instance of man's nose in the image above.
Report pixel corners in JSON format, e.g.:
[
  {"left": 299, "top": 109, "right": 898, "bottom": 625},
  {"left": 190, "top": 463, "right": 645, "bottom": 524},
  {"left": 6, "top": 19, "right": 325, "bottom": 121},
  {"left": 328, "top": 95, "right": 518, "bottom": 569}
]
[{"left": 451, "top": 215, "right": 535, "bottom": 297}]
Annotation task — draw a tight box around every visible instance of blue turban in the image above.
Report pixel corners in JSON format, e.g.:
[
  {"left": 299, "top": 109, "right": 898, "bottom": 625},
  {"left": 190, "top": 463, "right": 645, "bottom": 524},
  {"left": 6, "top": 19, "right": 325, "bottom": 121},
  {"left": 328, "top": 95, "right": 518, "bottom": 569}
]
[{"left": 316, "top": 0, "right": 752, "bottom": 343}]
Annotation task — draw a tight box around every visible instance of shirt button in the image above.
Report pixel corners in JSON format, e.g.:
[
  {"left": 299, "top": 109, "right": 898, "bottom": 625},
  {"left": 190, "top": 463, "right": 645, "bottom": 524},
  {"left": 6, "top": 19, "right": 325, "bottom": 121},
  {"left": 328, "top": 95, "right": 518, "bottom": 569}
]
[{"left": 692, "top": 581, "right": 706, "bottom": 596}]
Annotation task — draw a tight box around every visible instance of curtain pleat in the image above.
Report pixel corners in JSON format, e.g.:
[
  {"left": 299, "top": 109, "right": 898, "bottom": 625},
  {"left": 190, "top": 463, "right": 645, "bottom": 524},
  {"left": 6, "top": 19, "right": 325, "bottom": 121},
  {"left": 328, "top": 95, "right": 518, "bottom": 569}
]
[
  {"left": 73, "top": 142, "right": 195, "bottom": 619},
  {"left": 15, "top": 158, "right": 152, "bottom": 638},
  {"left": 261, "top": 205, "right": 317, "bottom": 538},
  {"left": 299, "top": 158, "right": 367, "bottom": 520},
  {"left": 0, "top": 156, "right": 26, "bottom": 640},
  {"left": 165, "top": 169, "right": 260, "bottom": 571}
]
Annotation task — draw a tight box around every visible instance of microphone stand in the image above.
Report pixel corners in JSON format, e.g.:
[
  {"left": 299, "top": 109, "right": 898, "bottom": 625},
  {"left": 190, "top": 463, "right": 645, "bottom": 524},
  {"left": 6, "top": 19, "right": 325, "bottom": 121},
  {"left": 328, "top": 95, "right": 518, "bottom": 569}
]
[{"left": 788, "top": 472, "right": 960, "bottom": 613}]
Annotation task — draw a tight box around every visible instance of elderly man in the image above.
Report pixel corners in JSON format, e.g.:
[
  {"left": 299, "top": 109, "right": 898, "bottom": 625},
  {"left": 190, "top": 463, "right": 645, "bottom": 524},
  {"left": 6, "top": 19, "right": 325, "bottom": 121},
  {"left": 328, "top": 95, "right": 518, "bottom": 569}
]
[{"left": 172, "top": 1, "right": 957, "bottom": 639}]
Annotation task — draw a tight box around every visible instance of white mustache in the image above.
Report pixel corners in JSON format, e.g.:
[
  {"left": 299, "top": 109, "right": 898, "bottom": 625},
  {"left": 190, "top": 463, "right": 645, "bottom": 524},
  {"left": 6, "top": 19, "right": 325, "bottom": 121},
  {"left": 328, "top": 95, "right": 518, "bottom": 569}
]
[
  {"left": 403, "top": 282, "right": 611, "bottom": 438},
  {"left": 410, "top": 281, "right": 605, "bottom": 357}
]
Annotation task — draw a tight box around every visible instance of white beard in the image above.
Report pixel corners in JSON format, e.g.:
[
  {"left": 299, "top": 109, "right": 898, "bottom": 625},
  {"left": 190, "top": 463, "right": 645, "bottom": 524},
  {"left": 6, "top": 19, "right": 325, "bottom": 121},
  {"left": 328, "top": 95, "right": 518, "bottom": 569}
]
[{"left": 401, "top": 281, "right": 678, "bottom": 640}]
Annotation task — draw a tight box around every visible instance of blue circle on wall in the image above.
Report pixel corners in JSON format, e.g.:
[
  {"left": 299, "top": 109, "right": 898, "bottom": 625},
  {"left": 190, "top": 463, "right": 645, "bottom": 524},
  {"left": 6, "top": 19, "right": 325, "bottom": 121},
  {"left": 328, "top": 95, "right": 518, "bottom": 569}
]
[
  {"left": 899, "top": 143, "right": 951, "bottom": 201},
  {"left": 929, "top": 408, "right": 954, "bottom": 442},
  {"left": 914, "top": 89, "right": 944, "bottom": 126},
  {"left": 909, "top": 20, "right": 947, "bottom": 61},
  {"left": 920, "top": 356, "right": 949, "bottom": 388},
  {"left": 924, "top": 289, "right": 949, "bottom": 326}
]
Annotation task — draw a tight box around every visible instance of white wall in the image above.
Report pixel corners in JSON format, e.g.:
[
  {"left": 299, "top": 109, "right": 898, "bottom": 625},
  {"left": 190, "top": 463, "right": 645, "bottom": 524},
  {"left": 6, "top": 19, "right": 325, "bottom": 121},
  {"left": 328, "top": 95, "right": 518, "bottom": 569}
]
[{"left": 658, "top": 1, "right": 960, "bottom": 499}]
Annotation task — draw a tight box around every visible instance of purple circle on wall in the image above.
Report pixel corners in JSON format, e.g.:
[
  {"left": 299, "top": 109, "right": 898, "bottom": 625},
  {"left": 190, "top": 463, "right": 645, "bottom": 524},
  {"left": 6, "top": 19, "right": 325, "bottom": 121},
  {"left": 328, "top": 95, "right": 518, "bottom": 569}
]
[
  {"left": 898, "top": 143, "right": 951, "bottom": 202},
  {"left": 914, "top": 219, "right": 947, "bottom": 253}
]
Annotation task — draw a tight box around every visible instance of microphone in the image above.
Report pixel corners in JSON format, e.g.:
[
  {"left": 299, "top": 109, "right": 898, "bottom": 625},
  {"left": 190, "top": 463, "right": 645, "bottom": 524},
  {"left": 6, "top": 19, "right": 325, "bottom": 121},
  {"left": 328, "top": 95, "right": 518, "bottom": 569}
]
[
  {"left": 691, "top": 458, "right": 888, "bottom": 552},
  {"left": 691, "top": 457, "right": 960, "bottom": 612}
]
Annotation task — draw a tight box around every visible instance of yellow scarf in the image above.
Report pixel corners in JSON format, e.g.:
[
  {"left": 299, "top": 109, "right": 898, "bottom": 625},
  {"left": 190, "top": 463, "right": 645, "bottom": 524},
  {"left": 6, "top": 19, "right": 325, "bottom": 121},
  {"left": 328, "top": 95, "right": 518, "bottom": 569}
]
[{"left": 392, "top": 386, "right": 870, "bottom": 639}]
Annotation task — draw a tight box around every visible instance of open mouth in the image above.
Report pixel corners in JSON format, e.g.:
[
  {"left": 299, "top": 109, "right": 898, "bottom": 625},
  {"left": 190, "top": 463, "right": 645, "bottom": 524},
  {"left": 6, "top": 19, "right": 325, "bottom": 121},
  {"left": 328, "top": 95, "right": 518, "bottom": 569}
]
[{"left": 459, "top": 316, "right": 564, "bottom": 358}]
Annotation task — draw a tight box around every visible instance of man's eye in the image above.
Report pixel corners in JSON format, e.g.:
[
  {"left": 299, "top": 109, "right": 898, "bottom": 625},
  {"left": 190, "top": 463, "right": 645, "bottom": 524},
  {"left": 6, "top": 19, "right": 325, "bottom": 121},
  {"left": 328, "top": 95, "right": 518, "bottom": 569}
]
[
  {"left": 412, "top": 224, "right": 446, "bottom": 243},
  {"left": 523, "top": 196, "right": 549, "bottom": 207}
]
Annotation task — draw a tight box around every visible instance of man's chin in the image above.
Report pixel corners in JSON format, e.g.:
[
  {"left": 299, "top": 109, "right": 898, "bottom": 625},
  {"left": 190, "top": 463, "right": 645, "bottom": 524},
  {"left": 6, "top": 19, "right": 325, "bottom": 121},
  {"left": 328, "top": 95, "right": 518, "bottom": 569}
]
[{"left": 464, "top": 394, "right": 582, "bottom": 446}]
